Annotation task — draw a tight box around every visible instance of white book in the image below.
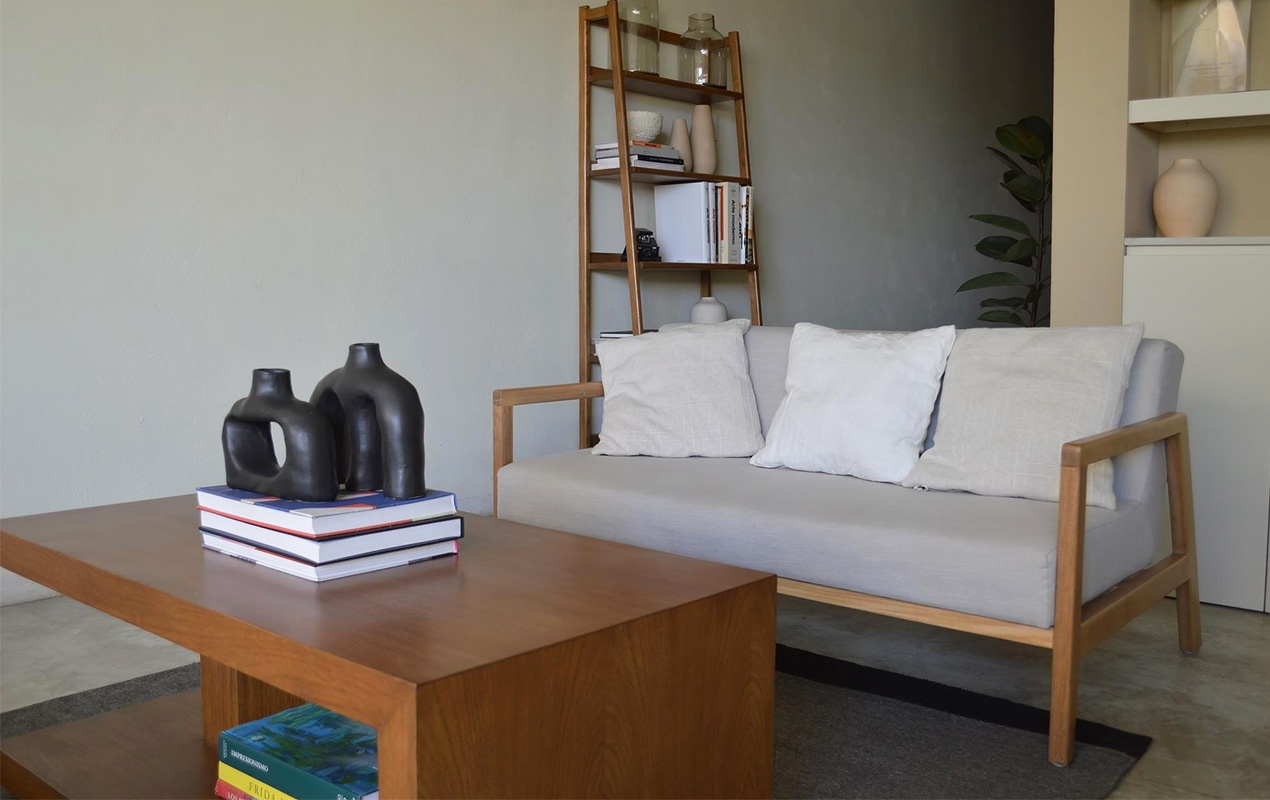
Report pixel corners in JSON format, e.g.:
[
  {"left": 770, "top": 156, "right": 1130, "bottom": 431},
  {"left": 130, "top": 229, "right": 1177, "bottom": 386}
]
[
  {"left": 199, "top": 509, "right": 462, "bottom": 564},
  {"left": 591, "top": 157, "right": 685, "bottom": 172},
  {"left": 653, "top": 182, "right": 713, "bottom": 262},
  {"left": 594, "top": 144, "right": 681, "bottom": 159},
  {"left": 202, "top": 532, "right": 458, "bottom": 582},
  {"left": 725, "top": 182, "right": 740, "bottom": 264},
  {"left": 708, "top": 184, "right": 719, "bottom": 263}
]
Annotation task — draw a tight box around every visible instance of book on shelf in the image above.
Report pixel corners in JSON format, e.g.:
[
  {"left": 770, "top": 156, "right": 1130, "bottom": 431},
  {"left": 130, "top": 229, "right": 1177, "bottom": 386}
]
[
  {"left": 594, "top": 140, "right": 678, "bottom": 154},
  {"left": 218, "top": 766, "right": 288, "bottom": 800},
  {"left": 220, "top": 704, "right": 379, "bottom": 800},
  {"left": 202, "top": 532, "right": 458, "bottom": 582},
  {"left": 199, "top": 510, "right": 463, "bottom": 563},
  {"left": 594, "top": 144, "right": 681, "bottom": 160},
  {"left": 599, "top": 330, "right": 634, "bottom": 338},
  {"left": 653, "top": 182, "right": 713, "bottom": 262},
  {"left": 195, "top": 486, "right": 456, "bottom": 538},
  {"left": 591, "top": 156, "right": 685, "bottom": 172}
]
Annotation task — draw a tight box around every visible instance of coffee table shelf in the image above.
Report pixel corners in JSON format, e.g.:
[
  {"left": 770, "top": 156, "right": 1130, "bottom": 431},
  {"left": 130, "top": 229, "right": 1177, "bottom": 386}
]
[{"left": 1, "top": 692, "right": 215, "bottom": 800}]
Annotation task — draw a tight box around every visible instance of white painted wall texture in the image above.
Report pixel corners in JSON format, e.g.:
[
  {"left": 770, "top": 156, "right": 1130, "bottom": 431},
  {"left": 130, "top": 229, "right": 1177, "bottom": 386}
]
[{"left": 0, "top": 0, "right": 1052, "bottom": 604}]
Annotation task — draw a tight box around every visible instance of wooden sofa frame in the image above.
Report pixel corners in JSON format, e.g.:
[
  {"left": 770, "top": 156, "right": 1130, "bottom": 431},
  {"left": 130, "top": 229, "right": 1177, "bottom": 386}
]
[{"left": 491, "top": 382, "right": 1201, "bottom": 766}]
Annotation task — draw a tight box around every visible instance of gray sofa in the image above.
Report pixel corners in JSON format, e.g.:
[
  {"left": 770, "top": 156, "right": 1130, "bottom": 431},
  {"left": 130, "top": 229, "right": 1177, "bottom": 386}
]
[{"left": 492, "top": 325, "right": 1201, "bottom": 765}]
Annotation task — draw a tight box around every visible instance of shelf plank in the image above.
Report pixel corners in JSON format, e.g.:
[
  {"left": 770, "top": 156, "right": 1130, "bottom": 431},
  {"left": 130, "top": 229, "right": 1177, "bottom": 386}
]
[
  {"left": 1128, "top": 89, "right": 1270, "bottom": 133},
  {"left": 1, "top": 690, "right": 216, "bottom": 799},
  {"left": 589, "top": 67, "right": 739, "bottom": 104},
  {"left": 1125, "top": 235, "right": 1270, "bottom": 256},
  {"left": 590, "top": 167, "right": 750, "bottom": 185},
  {"left": 589, "top": 254, "right": 757, "bottom": 272}
]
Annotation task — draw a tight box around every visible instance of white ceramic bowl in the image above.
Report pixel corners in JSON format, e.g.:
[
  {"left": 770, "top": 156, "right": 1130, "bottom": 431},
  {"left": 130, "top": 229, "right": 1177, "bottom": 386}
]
[{"left": 626, "top": 111, "right": 663, "bottom": 142}]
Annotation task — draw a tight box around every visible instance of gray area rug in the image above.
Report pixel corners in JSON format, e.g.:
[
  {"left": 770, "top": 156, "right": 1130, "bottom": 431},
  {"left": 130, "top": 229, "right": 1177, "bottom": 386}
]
[{"left": 2, "top": 646, "right": 1147, "bottom": 799}]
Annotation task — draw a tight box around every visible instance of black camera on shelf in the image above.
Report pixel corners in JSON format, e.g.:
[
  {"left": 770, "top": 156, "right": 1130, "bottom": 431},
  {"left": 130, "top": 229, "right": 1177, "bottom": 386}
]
[{"left": 620, "top": 228, "right": 661, "bottom": 262}]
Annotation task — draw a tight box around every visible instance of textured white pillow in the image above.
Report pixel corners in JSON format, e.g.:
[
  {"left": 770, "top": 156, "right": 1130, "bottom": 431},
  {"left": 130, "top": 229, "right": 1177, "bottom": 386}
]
[
  {"left": 750, "top": 324, "right": 956, "bottom": 482},
  {"left": 902, "top": 324, "right": 1144, "bottom": 509},
  {"left": 593, "top": 319, "right": 763, "bottom": 457}
]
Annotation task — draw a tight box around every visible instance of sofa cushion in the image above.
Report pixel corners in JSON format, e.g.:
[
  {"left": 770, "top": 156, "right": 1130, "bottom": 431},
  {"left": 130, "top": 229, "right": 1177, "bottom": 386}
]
[
  {"left": 751, "top": 324, "right": 955, "bottom": 482},
  {"left": 903, "top": 324, "right": 1145, "bottom": 510},
  {"left": 594, "top": 319, "right": 764, "bottom": 458},
  {"left": 497, "top": 450, "right": 1158, "bottom": 628}
]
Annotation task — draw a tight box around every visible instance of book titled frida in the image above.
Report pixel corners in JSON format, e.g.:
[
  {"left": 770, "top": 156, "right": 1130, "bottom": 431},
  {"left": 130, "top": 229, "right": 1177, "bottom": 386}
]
[
  {"left": 196, "top": 485, "right": 456, "bottom": 538},
  {"left": 220, "top": 704, "right": 378, "bottom": 800}
]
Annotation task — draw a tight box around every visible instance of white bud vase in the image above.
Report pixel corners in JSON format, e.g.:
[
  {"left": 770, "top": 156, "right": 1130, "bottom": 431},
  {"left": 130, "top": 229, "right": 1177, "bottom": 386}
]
[
  {"left": 690, "top": 105, "right": 716, "bottom": 175},
  {"left": 1153, "top": 158, "right": 1219, "bottom": 237},
  {"left": 690, "top": 296, "right": 727, "bottom": 323},
  {"left": 670, "top": 118, "right": 692, "bottom": 172}
]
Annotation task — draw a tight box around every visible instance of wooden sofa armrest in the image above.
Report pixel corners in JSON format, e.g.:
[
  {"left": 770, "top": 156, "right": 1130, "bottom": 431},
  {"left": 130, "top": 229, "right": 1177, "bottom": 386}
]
[
  {"left": 492, "top": 382, "right": 605, "bottom": 515},
  {"left": 1049, "top": 410, "right": 1198, "bottom": 763}
]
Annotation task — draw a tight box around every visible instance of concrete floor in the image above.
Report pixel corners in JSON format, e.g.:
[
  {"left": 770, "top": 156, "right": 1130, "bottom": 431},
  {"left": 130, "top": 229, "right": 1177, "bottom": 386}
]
[{"left": 1, "top": 595, "right": 1267, "bottom": 798}]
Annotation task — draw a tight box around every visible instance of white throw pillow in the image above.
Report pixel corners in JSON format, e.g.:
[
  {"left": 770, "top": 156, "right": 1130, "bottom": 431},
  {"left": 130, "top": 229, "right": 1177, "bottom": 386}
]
[
  {"left": 750, "top": 324, "right": 956, "bottom": 483},
  {"left": 902, "top": 324, "right": 1145, "bottom": 510},
  {"left": 593, "top": 319, "right": 764, "bottom": 458}
]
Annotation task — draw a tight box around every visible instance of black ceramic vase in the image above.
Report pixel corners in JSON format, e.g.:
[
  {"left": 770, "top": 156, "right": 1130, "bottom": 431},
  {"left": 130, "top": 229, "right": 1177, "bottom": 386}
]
[
  {"left": 222, "top": 369, "right": 339, "bottom": 502},
  {"left": 311, "top": 343, "right": 426, "bottom": 499}
]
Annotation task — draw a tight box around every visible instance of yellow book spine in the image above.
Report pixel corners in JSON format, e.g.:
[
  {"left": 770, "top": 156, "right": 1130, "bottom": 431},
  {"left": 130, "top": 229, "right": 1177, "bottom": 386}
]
[{"left": 220, "top": 761, "right": 300, "bottom": 800}]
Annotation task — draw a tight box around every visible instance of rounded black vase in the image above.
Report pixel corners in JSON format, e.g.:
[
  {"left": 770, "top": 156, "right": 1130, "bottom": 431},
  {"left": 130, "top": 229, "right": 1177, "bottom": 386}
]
[
  {"left": 222, "top": 369, "right": 339, "bottom": 502},
  {"left": 311, "top": 343, "right": 426, "bottom": 499}
]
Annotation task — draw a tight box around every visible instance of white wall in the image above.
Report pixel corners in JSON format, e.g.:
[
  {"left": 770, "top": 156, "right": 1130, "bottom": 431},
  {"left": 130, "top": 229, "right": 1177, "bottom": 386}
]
[{"left": 0, "top": 0, "right": 1052, "bottom": 604}]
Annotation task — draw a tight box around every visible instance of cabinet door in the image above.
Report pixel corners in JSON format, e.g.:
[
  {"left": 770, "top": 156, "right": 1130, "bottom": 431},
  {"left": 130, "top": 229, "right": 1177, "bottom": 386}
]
[{"left": 1124, "top": 253, "right": 1270, "bottom": 611}]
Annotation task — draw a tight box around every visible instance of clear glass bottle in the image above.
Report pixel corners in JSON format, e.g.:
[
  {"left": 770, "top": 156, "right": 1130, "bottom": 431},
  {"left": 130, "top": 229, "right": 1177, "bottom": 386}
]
[
  {"left": 678, "top": 13, "right": 727, "bottom": 88},
  {"left": 614, "top": 0, "right": 660, "bottom": 75}
]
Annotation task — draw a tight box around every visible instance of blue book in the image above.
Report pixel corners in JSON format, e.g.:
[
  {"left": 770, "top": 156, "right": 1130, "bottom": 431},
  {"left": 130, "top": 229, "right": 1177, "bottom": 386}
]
[
  {"left": 196, "top": 485, "right": 456, "bottom": 538},
  {"left": 220, "top": 704, "right": 378, "bottom": 800}
]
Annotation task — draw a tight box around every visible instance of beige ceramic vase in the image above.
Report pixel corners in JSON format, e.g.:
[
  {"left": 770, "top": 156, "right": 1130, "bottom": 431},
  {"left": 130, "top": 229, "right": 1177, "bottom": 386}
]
[
  {"left": 690, "top": 105, "right": 716, "bottom": 175},
  {"left": 670, "top": 118, "right": 693, "bottom": 172},
  {"left": 1153, "top": 158, "right": 1219, "bottom": 237}
]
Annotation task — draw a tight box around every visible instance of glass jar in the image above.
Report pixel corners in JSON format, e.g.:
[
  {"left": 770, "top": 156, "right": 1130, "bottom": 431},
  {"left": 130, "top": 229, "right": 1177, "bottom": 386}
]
[
  {"left": 678, "top": 13, "right": 727, "bottom": 88},
  {"left": 615, "top": 0, "right": 659, "bottom": 75}
]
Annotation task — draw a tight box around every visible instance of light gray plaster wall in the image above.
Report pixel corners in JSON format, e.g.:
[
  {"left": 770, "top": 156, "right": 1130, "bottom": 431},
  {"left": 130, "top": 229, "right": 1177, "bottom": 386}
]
[{"left": 0, "top": 0, "right": 1053, "bottom": 604}]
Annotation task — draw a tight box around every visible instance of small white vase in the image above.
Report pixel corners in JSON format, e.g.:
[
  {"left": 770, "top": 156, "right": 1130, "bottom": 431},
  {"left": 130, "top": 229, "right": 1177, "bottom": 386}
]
[
  {"left": 690, "top": 105, "right": 716, "bottom": 175},
  {"left": 690, "top": 296, "right": 727, "bottom": 323},
  {"left": 670, "top": 118, "right": 692, "bottom": 172},
  {"left": 1153, "top": 158, "right": 1219, "bottom": 237}
]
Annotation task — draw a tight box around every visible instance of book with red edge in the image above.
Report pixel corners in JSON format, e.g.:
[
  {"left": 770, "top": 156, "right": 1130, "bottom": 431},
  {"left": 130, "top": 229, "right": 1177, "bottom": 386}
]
[
  {"left": 201, "top": 531, "right": 458, "bottom": 582},
  {"left": 215, "top": 778, "right": 256, "bottom": 800},
  {"left": 199, "top": 511, "right": 463, "bottom": 563},
  {"left": 195, "top": 486, "right": 456, "bottom": 538}
]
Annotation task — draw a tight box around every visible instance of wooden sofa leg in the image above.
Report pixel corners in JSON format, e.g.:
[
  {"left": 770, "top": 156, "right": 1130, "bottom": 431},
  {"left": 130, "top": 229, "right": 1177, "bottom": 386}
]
[
  {"left": 1176, "top": 577, "right": 1202, "bottom": 654},
  {"left": 1048, "top": 642, "right": 1079, "bottom": 765},
  {"left": 1166, "top": 429, "right": 1202, "bottom": 655}
]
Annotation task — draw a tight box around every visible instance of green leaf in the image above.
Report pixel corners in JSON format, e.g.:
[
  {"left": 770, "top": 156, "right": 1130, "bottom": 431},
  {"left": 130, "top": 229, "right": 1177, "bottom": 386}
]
[
  {"left": 1002, "top": 174, "right": 1044, "bottom": 204},
  {"left": 969, "top": 213, "right": 1031, "bottom": 236},
  {"left": 974, "top": 235, "right": 1019, "bottom": 261},
  {"left": 1018, "top": 116, "right": 1052, "bottom": 159},
  {"left": 980, "top": 297, "right": 1026, "bottom": 308},
  {"left": 978, "top": 309, "right": 1027, "bottom": 325},
  {"left": 1002, "top": 237, "right": 1037, "bottom": 263},
  {"left": 986, "top": 146, "right": 1026, "bottom": 174},
  {"left": 957, "top": 272, "right": 1026, "bottom": 292},
  {"left": 996, "top": 123, "right": 1045, "bottom": 161}
]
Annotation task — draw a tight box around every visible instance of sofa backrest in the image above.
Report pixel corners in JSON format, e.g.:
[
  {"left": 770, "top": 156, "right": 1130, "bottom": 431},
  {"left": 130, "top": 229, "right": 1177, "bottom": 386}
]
[{"left": 742, "top": 325, "right": 1183, "bottom": 505}]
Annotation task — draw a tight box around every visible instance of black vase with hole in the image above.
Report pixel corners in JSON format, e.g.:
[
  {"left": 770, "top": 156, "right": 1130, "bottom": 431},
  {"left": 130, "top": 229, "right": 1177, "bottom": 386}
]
[
  {"left": 221, "top": 369, "right": 339, "bottom": 502},
  {"left": 311, "top": 343, "right": 426, "bottom": 499}
]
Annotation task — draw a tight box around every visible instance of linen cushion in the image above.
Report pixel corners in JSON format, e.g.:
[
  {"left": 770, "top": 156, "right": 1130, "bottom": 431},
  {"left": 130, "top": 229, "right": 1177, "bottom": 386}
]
[
  {"left": 751, "top": 324, "right": 955, "bottom": 482},
  {"left": 497, "top": 450, "right": 1159, "bottom": 628},
  {"left": 593, "top": 318, "right": 763, "bottom": 457},
  {"left": 902, "top": 324, "right": 1145, "bottom": 509}
]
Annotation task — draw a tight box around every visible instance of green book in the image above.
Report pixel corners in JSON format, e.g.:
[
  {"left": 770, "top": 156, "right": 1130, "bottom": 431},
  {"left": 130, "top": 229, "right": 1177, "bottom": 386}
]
[{"left": 219, "top": 703, "right": 378, "bottom": 800}]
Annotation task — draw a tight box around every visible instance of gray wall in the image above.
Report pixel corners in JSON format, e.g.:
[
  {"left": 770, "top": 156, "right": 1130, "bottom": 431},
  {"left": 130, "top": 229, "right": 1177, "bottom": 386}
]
[{"left": 0, "top": 0, "right": 1053, "bottom": 604}]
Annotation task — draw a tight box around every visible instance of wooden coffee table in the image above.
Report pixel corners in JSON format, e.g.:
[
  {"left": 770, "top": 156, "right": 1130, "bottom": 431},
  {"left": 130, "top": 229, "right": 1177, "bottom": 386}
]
[{"left": 0, "top": 497, "right": 775, "bottom": 799}]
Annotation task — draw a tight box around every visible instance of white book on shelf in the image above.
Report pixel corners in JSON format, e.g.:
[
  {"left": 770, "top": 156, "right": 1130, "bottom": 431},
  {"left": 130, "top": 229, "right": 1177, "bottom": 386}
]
[
  {"left": 653, "top": 182, "right": 713, "bottom": 262},
  {"left": 592, "top": 157, "right": 685, "bottom": 172}
]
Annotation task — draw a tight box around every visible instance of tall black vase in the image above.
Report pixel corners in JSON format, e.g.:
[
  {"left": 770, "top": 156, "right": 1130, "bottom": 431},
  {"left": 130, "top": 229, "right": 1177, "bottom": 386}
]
[
  {"left": 311, "top": 343, "right": 426, "bottom": 499},
  {"left": 222, "top": 369, "right": 339, "bottom": 502}
]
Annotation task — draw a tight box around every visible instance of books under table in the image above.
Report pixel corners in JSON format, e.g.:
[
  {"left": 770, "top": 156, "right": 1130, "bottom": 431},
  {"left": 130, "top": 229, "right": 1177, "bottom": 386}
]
[{"left": 217, "top": 703, "right": 379, "bottom": 800}]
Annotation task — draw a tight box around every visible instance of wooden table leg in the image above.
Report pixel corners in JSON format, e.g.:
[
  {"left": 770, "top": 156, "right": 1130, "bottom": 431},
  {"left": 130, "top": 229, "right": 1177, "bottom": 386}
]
[
  {"left": 200, "top": 656, "right": 304, "bottom": 748},
  {"left": 375, "top": 696, "right": 420, "bottom": 800}
]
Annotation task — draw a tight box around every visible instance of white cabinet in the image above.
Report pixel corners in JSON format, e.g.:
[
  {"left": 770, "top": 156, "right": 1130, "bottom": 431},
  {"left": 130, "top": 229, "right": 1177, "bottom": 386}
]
[{"left": 1123, "top": 245, "right": 1270, "bottom": 611}]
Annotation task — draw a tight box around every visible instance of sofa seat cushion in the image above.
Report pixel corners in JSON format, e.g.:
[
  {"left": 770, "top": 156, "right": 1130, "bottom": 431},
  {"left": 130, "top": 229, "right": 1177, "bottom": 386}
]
[{"left": 497, "top": 450, "right": 1158, "bottom": 628}]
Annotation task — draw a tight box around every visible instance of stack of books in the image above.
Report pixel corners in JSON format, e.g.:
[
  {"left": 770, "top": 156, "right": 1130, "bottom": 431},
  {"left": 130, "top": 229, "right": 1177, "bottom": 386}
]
[
  {"left": 196, "top": 485, "right": 461, "bottom": 582},
  {"left": 217, "top": 703, "right": 378, "bottom": 800},
  {"left": 590, "top": 141, "right": 685, "bottom": 172},
  {"left": 652, "top": 181, "right": 755, "bottom": 264}
]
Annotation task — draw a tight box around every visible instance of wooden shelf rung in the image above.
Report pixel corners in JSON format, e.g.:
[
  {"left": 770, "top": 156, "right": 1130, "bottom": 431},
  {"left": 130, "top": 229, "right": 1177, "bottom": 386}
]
[
  {"left": 589, "top": 167, "right": 751, "bottom": 185},
  {"left": 588, "top": 254, "right": 756, "bottom": 272},
  {"left": 589, "top": 68, "right": 739, "bottom": 104}
]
